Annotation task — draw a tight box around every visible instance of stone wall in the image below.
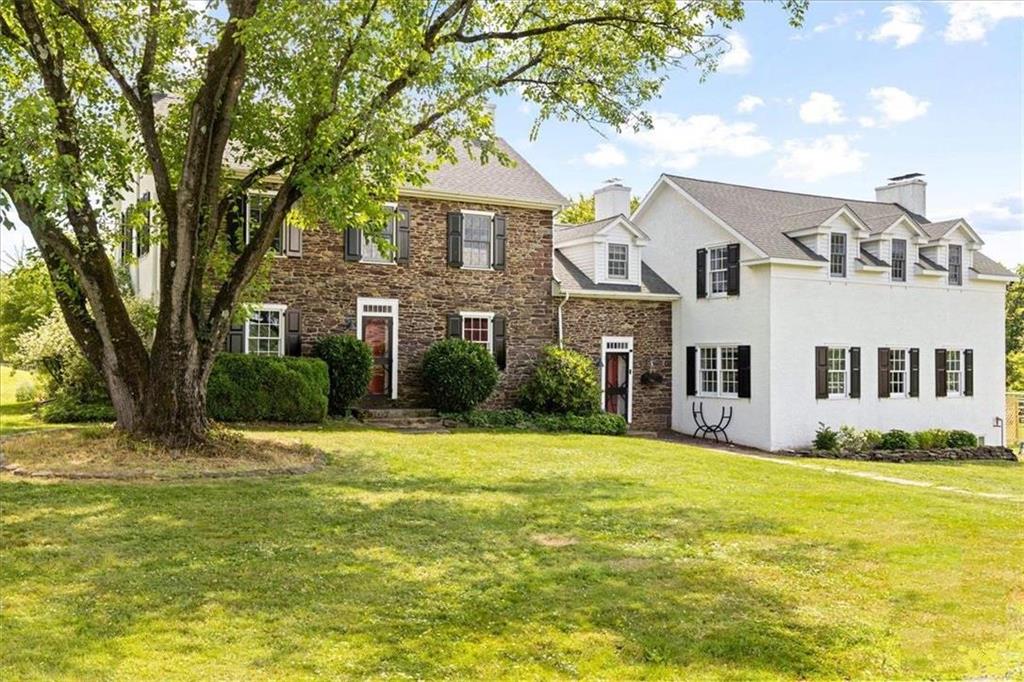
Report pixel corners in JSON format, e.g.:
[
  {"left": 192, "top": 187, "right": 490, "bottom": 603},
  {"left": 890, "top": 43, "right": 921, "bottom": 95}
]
[
  {"left": 794, "top": 446, "right": 1017, "bottom": 462},
  {"left": 560, "top": 297, "right": 673, "bottom": 431},
  {"left": 265, "top": 196, "right": 555, "bottom": 408}
]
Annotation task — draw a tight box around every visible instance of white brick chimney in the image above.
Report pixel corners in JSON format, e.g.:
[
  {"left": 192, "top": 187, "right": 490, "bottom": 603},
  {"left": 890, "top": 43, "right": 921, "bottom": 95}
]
[
  {"left": 875, "top": 173, "right": 926, "bottom": 217},
  {"left": 594, "top": 181, "right": 631, "bottom": 221}
]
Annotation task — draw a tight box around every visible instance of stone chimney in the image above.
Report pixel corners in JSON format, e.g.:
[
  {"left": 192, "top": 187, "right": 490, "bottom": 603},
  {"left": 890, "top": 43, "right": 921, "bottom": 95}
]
[
  {"left": 875, "top": 173, "right": 926, "bottom": 217},
  {"left": 594, "top": 181, "right": 631, "bottom": 221}
]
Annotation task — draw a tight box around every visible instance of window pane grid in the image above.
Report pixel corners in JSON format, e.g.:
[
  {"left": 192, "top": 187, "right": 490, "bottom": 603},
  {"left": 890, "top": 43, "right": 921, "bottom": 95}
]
[
  {"left": 698, "top": 345, "right": 739, "bottom": 397},
  {"left": 827, "top": 347, "right": 847, "bottom": 396},
  {"left": 363, "top": 215, "right": 395, "bottom": 262},
  {"left": 462, "top": 214, "right": 492, "bottom": 269},
  {"left": 947, "top": 350, "right": 962, "bottom": 394},
  {"left": 709, "top": 246, "right": 729, "bottom": 294},
  {"left": 462, "top": 316, "right": 490, "bottom": 349},
  {"left": 891, "top": 239, "right": 906, "bottom": 281},
  {"left": 889, "top": 349, "right": 907, "bottom": 396},
  {"left": 247, "top": 309, "right": 282, "bottom": 356},
  {"left": 948, "top": 245, "right": 962, "bottom": 286},
  {"left": 607, "top": 244, "right": 628, "bottom": 279},
  {"left": 720, "top": 346, "right": 738, "bottom": 395},
  {"left": 699, "top": 347, "right": 718, "bottom": 395},
  {"left": 830, "top": 233, "right": 847, "bottom": 277}
]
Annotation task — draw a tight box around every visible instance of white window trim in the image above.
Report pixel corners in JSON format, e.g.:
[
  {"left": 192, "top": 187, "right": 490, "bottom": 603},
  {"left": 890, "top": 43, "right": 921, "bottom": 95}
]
[
  {"left": 362, "top": 211, "right": 398, "bottom": 265},
  {"left": 243, "top": 191, "right": 287, "bottom": 257},
  {"left": 825, "top": 345, "right": 851, "bottom": 400},
  {"left": 459, "top": 311, "right": 495, "bottom": 353},
  {"left": 945, "top": 347, "right": 965, "bottom": 398},
  {"left": 356, "top": 297, "right": 399, "bottom": 400},
  {"left": 889, "top": 238, "right": 908, "bottom": 283},
  {"left": 601, "top": 336, "right": 634, "bottom": 423},
  {"left": 696, "top": 344, "right": 740, "bottom": 400},
  {"left": 707, "top": 244, "right": 730, "bottom": 297},
  {"left": 887, "top": 347, "right": 910, "bottom": 399},
  {"left": 829, "top": 232, "right": 847, "bottom": 279},
  {"left": 947, "top": 244, "right": 964, "bottom": 287},
  {"left": 606, "top": 243, "right": 630, "bottom": 280},
  {"left": 243, "top": 303, "right": 287, "bottom": 357},
  {"left": 460, "top": 209, "right": 495, "bottom": 271}
]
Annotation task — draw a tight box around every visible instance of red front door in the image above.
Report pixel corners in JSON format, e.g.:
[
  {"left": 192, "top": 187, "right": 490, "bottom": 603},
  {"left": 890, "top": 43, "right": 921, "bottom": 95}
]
[
  {"left": 605, "top": 352, "right": 629, "bottom": 417},
  {"left": 362, "top": 317, "right": 392, "bottom": 397}
]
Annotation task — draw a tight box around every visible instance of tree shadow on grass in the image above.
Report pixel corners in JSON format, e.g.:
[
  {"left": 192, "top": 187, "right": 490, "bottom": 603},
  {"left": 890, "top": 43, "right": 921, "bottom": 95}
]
[{"left": 2, "top": 454, "right": 874, "bottom": 679}]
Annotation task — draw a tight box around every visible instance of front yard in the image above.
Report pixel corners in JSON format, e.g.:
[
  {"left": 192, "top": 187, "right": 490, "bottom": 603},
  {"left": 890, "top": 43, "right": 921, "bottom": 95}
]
[{"left": 2, "top": 384, "right": 1022, "bottom": 679}]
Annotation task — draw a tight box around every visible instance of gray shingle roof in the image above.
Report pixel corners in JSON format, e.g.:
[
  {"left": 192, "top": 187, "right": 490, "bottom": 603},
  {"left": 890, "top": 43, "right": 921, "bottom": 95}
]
[
  {"left": 972, "top": 251, "right": 1018, "bottom": 277},
  {"left": 858, "top": 248, "right": 889, "bottom": 267},
  {"left": 921, "top": 218, "right": 962, "bottom": 240},
  {"left": 553, "top": 250, "right": 678, "bottom": 297},
  {"left": 662, "top": 175, "right": 1014, "bottom": 276},
  {"left": 405, "top": 138, "right": 568, "bottom": 208},
  {"left": 553, "top": 217, "right": 618, "bottom": 243}
]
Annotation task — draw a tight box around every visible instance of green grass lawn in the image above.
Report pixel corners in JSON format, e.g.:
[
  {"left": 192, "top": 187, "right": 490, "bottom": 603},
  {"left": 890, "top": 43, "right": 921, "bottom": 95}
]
[{"left": 2, "top": 405, "right": 1023, "bottom": 679}]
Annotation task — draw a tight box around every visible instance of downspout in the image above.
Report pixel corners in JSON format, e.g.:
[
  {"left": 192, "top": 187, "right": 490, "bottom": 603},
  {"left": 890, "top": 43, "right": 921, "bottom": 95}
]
[{"left": 557, "top": 289, "right": 570, "bottom": 348}]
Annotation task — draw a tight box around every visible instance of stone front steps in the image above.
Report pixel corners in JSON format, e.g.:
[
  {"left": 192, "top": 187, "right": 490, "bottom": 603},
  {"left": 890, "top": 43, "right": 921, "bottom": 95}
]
[{"left": 354, "top": 408, "right": 447, "bottom": 432}]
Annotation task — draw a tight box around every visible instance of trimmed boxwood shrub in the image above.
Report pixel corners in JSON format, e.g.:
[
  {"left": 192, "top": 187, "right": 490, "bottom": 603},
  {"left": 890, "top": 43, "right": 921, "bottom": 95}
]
[
  {"left": 39, "top": 396, "right": 116, "bottom": 423},
  {"left": 947, "top": 429, "right": 978, "bottom": 448},
  {"left": 207, "top": 354, "right": 328, "bottom": 422},
  {"left": 879, "top": 428, "right": 917, "bottom": 451},
  {"left": 313, "top": 334, "right": 373, "bottom": 415},
  {"left": 518, "top": 345, "right": 600, "bottom": 415},
  {"left": 421, "top": 338, "right": 499, "bottom": 412}
]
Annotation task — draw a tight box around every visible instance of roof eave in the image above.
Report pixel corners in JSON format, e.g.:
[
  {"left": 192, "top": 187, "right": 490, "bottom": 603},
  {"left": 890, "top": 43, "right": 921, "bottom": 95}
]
[{"left": 400, "top": 187, "right": 563, "bottom": 211}]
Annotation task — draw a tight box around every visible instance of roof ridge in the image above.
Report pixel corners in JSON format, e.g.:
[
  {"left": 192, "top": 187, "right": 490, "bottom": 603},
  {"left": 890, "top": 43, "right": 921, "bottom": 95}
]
[{"left": 666, "top": 174, "right": 903, "bottom": 209}]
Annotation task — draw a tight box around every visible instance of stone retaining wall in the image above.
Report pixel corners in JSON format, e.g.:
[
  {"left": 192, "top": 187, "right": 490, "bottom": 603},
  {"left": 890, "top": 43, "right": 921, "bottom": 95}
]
[{"left": 793, "top": 446, "right": 1017, "bottom": 463}]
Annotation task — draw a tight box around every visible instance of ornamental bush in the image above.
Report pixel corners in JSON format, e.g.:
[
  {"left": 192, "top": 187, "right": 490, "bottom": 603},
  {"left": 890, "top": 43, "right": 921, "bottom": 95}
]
[
  {"left": 313, "top": 334, "right": 373, "bottom": 415},
  {"left": 207, "top": 354, "right": 328, "bottom": 422},
  {"left": 947, "top": 429, "right": 978, "bottom": 448},
  {"left": 518, "top": 345, "right": 600, "bottom": 415},
  {"left": 421, "top": 338, "right": 499, "bottom": 412},
  {"left": 813, "top": 422, "right": 840, "bottom": 451},
  {"left": 39, "top": 396, "right": 116, "bottom": 423},
  {"left": 879, "top": 429, "right": 917, "bottom": 451},
  {"left": 914, "top": 429, "right": 950, "bottom": 449}
]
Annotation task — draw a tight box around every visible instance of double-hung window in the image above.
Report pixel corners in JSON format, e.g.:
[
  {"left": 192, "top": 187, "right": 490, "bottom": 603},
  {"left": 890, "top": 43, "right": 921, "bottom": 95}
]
[
  {"left": 245, "top": 193, "right": 285, "bottom": 254},
  {"left": 829, "top": 233, "right": 847, "bottom": 278},
  {"left": 709, "top": 246, "right": 729, "bottom": 295},
  {"left": 888, "top": 348, "right": 908, "bottom": 397},
  {"left": 946, "top": 349, "right": 963, "bottom": 396},
  {"left": 246, "top": 307, "right": 284, "bottom": 356},
  {"left": 460, "top": 312, "right": 493, "bottom": 352},
  {"left": 827, "top": 347, "right": 848, "bottom": 397},
  {"left": 462, "top": 213, "right": 493, "bottom": 269},
  {"left": 698, "top": 346, "right": 739, "bottom": 398},
  {"left": 363, "top": 212, "right": 396, "bottom": 263},
  {"left": 607, "top": 243, "right": 629, "bottom": 279},
  {"left": 891, "top": 239, "right": 907, "bottom": 282},
  {"left": 948, "top": 245, "right": 962, "bottom": 286}
]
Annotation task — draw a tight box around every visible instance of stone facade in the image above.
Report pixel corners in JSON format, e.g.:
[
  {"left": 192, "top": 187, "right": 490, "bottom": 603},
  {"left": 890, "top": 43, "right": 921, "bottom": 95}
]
[
  {"left": 264, "top": 195, "right": 555, "bottom": 408},
  {"left": 560, "top": 298, "right": 673, "bottom": 431}
]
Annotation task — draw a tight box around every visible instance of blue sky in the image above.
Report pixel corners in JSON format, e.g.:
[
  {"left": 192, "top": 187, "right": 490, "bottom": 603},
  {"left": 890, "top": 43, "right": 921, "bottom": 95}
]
[
  {"left": 3, "top": 1, "right": 1021, "bottom": 269},
  {"left": 496, "top": 1, "right": 1023, "bottom": 268}
]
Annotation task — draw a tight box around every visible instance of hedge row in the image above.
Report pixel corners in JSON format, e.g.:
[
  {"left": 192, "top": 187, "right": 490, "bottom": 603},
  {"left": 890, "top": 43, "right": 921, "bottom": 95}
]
[{"left": 207, "top": 354, "right": 328, "bottom": 422}]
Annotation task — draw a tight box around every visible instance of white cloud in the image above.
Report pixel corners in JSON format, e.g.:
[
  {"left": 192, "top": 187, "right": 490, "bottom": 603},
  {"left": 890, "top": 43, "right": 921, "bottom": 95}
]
[
  {"left": 623, "top": 112, "right": 771, "bottom": 171},
  {"left": 799, "top": 92, "right": 847, "bottom": 124},
  {"left": 868, "top": 86, "right": 930, "bottom": 125},
  {"left": 718, "top": 33, "right": 752, "bottom": 73},
  {"left": 942, "top": 1, "right": 1024, "bottom": 43},
  {"left": 812, "top": 9, "right": 864, "bottom": 34},
  {"left": 582, "top": 143, "right": 627, "bottom": 168},
  {"left": 858, "top": 116, "right": 877, "bottom": 128},
  {"left": 736, "top": 95, "right": 765, "bottom": 114},
  {"left": 774, "top": 135, "right": 867, "bottom": 182},
  {"left": 870, "top": 4, "right": 925, "bottom": 48}
]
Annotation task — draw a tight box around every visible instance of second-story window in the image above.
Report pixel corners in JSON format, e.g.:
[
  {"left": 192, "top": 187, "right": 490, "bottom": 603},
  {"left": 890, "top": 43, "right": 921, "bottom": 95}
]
[
  {"left": 462, "top": 213, "right": 493, "bottom": 269},
  {"left": 948, "top": 245, "right": 962, "bottom": 286},
  {"left": 607, "top": 243, "right": 629, "bottom": 279},
  {"left": 362, "top": 213, "right": 396, "bottom": 263},
  {"left": 709, "top": 245, "right": 729, "bottom": 295},
  {"left": 891, "top": 239, "right": 906, "bottom": 282},
  {"left": 245, "top": 194, "right": 284, "bottom": 254},
  {"left": 829, "top": 233, "right": 847, "bottom": 278}
]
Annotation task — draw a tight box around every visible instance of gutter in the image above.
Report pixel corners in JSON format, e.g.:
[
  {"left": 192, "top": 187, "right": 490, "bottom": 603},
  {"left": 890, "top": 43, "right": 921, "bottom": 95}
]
[{"left": 557, "top": 288, "right": 570, "bottom": 348}]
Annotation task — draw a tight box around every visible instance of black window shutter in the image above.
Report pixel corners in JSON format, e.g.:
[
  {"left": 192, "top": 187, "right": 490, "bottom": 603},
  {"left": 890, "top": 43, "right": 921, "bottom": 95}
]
[
  {"left": 935, "top": 349, "right": 947, "bottom": 397},
  {"left": 140, "top": 191, "right": 151, "bottom": 256},
  {"left": 737, "top": 345, "right": 751, "bottom": 398},
  {"left": 446, "top": 314, "right": 462, "bottom": 338},
  {"left": 396, "top": 208, "right": 411, "bottom": 265},
  {"left": 877, "top": 347, "right": 890, "bottom": 398},
  {"left": 447, "top": 212, "right": 463, "bottom": 267},
  {"left": 344, "top": 227, "right": 362, "bottom": 261},
  {"left": 492, "top": 315, "right": 507, "bottom": 370},
  {"left": 285, "top": 219, "right": 302, "bottom": 257},
  {"left": 285, "top": 310, "right": 302, "bottom": 356},
  {"left": 726, "top": 243, "right": 741, "bottom": 296},
  {"left": 909, "top": 348, "right": 920, "bottom": 397},
  {"left": 696, "top": 248, "right": 707, "bottom": 299},
  {"left": 964, "top": 349, "right": 973, "bottom": 396},
  {"left": 815, "top": 346, "right": 828, "bottom": 399},
  {"left": 119, "top": 211, "right": 129, "bottom": 262},
  {"left": 849, "top": 347, "right": 861, "bottom": 398},
  {"left": 227, "top": 195, "right": 245, "bottom": 254},
  {"left": 686, "top": 346, "right": 696, "bottom": 396},
  {"left": 492, "top": 214, "right": 507, "bottom": 270},
  {"left": 224, "top": 321, "right": 245, "bottom": 353}
]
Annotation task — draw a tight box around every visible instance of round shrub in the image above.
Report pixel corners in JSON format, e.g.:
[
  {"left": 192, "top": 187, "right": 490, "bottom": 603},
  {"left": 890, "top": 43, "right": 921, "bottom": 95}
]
[
  {"left": 313, "top": 334, "right": 373, "bottom": 415},
  {"left": 421, "top": 338, "right": 499, "bottom": 412},
  {"left": 947, "top": 429, "right": 978, "bottom": 448},
  {"left": 207, "top": 354, "right": 328, "bottom": 423},
  {"left": 518, "top": 345, "right": 600, "bottom": 415},
  {"left": 879, "top": 428, "right": 916, "bottom": 451}
]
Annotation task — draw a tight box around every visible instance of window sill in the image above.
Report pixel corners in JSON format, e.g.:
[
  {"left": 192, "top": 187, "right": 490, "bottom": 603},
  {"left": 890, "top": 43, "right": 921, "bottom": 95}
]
[
  {"left": 696, "top": 394, "right": 742, "bottom": 400},
  {"left": 461, "top": 265, "right": 495, "bottom": 272},
  {"left": 360, "top": 259, "right": 397, "bottom": 266}
]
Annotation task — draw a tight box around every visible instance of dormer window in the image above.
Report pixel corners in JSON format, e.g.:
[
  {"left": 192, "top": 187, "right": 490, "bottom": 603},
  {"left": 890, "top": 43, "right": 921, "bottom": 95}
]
[
  {"left": 829, "top": 233, "right": 847, "bottom": 278},
  {"left": 891, "top": 239, "right": 906, "bottom": 282},
  {"left": 948, "top": 245, "right": 962, "bottom": 286},
  {"left": 607, "top": 243, "right": 629, "bottom": 279}
]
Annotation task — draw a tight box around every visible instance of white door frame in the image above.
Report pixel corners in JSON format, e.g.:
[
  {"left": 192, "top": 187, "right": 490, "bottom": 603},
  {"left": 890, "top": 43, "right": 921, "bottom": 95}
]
[
  {"left": 356, "top": 297, "right": 399, "bottom": 400},
  {"left": 601, "top": 335, "right": 634, "bottom": 423}
]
